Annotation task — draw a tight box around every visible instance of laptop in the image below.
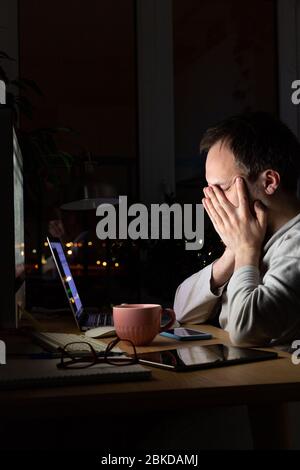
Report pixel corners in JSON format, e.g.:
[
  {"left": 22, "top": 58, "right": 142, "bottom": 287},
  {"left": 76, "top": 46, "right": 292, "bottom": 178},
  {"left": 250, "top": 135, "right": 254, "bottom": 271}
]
[{"left": 47, "top": 237, "right": 115, "bottom": 335}]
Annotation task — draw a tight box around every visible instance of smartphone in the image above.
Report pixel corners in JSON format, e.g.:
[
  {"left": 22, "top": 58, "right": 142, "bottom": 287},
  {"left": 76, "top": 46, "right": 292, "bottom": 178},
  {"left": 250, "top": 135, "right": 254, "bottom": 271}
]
[{"left": 160, "top": 328, "right": 212, "bottom": 341}]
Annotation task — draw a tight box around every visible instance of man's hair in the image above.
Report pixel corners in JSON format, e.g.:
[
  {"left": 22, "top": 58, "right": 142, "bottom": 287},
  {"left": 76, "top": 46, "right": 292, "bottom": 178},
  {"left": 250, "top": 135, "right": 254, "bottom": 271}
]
[{"left": 200, "top": 111, "right": 300, "bottom": 193}]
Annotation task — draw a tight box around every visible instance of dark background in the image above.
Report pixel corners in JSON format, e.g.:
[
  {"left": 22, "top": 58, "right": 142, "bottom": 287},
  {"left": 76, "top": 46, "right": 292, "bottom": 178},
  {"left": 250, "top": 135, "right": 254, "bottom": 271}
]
[{"left": 1, "top": 0, "right": 277, "bottom": 311}]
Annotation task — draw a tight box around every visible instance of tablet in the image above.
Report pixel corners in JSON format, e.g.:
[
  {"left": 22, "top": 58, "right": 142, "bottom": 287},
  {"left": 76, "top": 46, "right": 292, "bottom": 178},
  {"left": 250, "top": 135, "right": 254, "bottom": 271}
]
[{"left": 136, "top": 344, "right": 278, "bottom": 371}]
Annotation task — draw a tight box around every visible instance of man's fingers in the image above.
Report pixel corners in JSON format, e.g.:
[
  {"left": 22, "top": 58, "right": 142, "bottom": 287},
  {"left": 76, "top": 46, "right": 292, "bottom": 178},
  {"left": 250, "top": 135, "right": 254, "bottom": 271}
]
[
  {"left": 236, "top": 177, "right": 250, "bottom": 214},
  {"left": 208, "top": 185, "right": 234, "bottom": 215},
  {"left": 202, "top": 198, "right": 216, "bottom": 226},
  {"left": 204, "top": 187, "right": 229, "bottom": 222},
  {"left": 202, "top": 199, "right": 221, "bottom": 237},
  {"left": 202, "top": 197, "right": 224, "bottom": 227}
]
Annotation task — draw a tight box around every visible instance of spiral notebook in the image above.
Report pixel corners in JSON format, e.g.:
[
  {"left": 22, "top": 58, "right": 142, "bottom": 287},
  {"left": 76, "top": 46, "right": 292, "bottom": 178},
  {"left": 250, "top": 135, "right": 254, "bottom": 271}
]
[{"left": 0, "top": 359, "right": 151, "bottom": 390}]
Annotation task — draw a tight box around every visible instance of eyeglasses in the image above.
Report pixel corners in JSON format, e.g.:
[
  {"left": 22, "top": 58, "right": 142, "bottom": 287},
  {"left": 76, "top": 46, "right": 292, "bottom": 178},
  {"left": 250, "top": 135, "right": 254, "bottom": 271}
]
[{"left": 56, "top": 337, "right": 138, "bottom": 369}]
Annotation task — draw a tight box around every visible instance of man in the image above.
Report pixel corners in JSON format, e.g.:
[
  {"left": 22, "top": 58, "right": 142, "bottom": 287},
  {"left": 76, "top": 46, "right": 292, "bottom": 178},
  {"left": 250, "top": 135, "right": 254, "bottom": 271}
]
[{"left": 174, "top": 112, "right": 300, "bottom": 348}]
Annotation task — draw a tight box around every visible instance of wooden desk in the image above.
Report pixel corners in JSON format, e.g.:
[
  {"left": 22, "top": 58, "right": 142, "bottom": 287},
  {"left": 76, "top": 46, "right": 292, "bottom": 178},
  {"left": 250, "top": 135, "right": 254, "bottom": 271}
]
[{"left": 0, "top": 323, "right": 297, "bottom": 450}]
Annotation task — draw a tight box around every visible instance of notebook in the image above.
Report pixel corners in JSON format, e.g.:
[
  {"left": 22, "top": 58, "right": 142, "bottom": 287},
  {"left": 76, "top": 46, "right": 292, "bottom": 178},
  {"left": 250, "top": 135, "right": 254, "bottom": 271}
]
[{"left": 0, "top": 359, "right": 151, "bottom": 390}]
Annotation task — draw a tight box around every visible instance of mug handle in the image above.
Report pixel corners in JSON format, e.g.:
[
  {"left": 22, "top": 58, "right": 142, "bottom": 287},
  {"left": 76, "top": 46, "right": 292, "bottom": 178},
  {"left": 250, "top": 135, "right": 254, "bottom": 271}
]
[{"left": 159, "top": 308, "right": 176, "bottom": 332}]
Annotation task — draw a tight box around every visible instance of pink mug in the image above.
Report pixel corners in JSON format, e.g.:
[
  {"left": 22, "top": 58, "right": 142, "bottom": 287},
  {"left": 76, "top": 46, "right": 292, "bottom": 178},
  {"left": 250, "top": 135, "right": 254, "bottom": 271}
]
[{"left": 113, "top": 304, "right": 176, "bottom": 346}]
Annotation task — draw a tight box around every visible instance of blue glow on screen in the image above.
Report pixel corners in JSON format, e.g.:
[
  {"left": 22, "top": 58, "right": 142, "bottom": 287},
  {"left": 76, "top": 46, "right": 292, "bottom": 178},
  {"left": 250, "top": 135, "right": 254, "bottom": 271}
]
[{"left": 51, "top": 242, "right": 82, "bottom": 315}]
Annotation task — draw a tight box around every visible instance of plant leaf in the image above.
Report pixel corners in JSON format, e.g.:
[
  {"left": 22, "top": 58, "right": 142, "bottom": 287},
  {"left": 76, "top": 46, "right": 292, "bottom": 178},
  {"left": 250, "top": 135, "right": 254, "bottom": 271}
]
[
  {"left": 0, "top": 50, "right": 15, "bottom": 61},
  {"left": 12, "top": 78, "right": 43, "bottom": 96}
]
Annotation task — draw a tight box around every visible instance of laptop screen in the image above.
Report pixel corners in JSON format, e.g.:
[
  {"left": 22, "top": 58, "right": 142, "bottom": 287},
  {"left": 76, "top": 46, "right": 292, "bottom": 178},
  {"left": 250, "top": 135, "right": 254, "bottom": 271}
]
[{"left": 47, "top": 239, "right": 83, "bottom": 320}]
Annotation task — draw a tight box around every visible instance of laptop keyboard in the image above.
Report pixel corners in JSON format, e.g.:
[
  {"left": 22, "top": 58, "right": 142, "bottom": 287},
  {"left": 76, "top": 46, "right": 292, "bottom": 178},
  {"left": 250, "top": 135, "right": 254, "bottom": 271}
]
[
  {"left": 32, "top": 332, "right": 122, "bottom": 354},
  {"left": 87, "top": 313, "right": 114, "bottom": 328}
]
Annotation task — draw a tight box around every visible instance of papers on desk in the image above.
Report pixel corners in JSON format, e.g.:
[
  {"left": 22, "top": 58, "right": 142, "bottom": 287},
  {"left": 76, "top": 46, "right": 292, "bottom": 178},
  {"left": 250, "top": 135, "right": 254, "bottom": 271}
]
[{"left": 0, "top": 359, "right": 151, "bottom": 390}]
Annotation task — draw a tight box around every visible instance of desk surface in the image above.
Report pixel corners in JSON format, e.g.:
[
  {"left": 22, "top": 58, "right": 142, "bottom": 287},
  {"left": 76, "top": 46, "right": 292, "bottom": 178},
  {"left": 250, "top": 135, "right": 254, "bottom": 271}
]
[{"left": 0, "top": 322, "right": 299, "bottom": 419}]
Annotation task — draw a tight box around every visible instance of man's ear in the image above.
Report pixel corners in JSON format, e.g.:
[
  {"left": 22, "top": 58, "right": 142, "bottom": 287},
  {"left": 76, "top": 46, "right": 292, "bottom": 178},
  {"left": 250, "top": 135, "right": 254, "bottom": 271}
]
[{"left": 261, "top": 169, "right": 280, "bottom": 195}]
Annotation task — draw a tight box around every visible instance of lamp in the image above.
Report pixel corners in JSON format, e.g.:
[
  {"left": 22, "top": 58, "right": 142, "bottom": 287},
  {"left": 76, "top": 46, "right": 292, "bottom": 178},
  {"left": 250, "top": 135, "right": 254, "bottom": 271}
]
[{"left": 61, "top": 159, "right": 119, "bottom": 211}]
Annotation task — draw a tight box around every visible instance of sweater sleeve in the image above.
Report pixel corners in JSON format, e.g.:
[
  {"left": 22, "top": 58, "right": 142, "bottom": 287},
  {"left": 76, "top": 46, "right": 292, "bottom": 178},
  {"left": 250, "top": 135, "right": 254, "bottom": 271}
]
[
  {"left": 173, "top": 262, "right": 228, "bottom": 324},
  {"left": 225, "top": 241, "right": 300, "bottom": 346}
]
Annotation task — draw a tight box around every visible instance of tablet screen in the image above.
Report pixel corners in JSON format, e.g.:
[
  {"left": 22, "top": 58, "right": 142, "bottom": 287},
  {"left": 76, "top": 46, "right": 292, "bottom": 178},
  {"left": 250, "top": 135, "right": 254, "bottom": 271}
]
[{"left": 137, "top": 344, "right": 278, "bottom": 371}]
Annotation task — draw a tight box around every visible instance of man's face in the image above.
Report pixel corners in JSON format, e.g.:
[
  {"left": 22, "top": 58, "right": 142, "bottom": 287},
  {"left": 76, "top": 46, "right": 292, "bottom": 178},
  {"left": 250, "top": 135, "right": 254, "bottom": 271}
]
[{"left": 205, "top": 140, "right": 259, "bottom": 208}]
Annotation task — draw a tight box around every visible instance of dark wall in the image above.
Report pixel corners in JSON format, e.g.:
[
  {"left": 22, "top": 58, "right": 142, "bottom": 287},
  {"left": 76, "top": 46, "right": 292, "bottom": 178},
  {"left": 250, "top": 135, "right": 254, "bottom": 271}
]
[
  {"left": 173, "top": 0, "right": 277, "bottom": 201},
  {"left": 19, "top": 0, "right": 136, "bottom": 158}
]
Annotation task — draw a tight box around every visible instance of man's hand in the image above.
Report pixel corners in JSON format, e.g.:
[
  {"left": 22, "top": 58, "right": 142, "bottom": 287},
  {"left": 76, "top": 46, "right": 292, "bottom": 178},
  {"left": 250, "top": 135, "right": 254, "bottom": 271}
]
[
  {"left": 202, "top": 177, "right": 267, "bottom": 269},
  {"left": 211, "top": 247, "right": 235, "bottom": 292}
]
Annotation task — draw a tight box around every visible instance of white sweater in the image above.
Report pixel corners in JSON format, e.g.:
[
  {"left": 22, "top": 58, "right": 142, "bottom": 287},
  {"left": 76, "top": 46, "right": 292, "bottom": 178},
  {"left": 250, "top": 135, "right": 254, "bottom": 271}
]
[{"left": 173, "top": 212, "right": 300, "bottom": 348}]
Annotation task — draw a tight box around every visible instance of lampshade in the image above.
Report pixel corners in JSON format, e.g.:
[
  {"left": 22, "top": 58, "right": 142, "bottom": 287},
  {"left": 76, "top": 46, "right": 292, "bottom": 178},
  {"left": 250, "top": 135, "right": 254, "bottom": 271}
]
[{"left": 61, "top": 160, "right": 119, "bottom": 211}]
